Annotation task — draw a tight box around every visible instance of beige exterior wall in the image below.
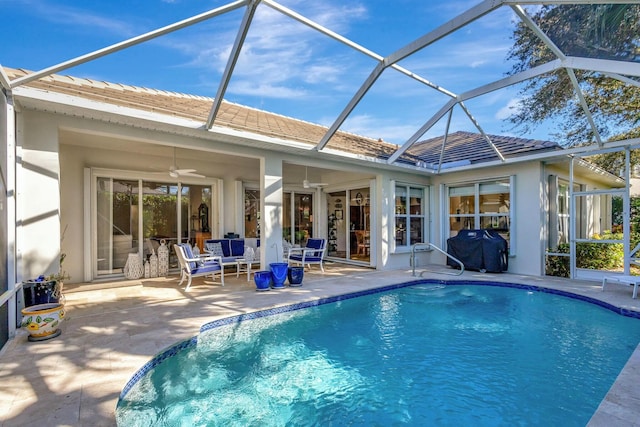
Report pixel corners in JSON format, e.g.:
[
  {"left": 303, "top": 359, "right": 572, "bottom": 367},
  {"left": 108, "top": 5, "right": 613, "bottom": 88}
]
[
  {"left": 427, "top": 162, "right": 545, "bottom": 276},
  {"left": 17, "top": 109, "right": 403, "bottom": 282},
  {"left": 17, "top": 110, "right": 62, "bottom": 281},
  {"left": 18, "top": 105, "right": 619, "bottom": 283}
]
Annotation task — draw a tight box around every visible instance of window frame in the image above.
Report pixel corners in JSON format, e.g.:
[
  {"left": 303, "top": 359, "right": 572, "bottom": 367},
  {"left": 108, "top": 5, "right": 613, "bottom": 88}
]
[
  {"left": 445, "top": 176, "right": 515, "bottom": 256},
  {"left": 393, "top": 182, "right": 429, "bottom": 253}
]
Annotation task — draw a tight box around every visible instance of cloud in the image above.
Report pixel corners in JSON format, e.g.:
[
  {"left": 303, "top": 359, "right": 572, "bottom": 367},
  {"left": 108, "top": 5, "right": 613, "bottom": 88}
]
[
  {"left": 23, "top": 0, "right": 136, "bottom": 37},
  {"left": 495, "top": 98, "right": 522, "bottom": 120},
  {"left": 159, "top": 1, "right": 370, "bottom": 99},
  {"left": 342, "top": 114, "right": 425, "bottom": 144},
  {"left": 229, "top": 80, "right": 308, "bottom": 99}
]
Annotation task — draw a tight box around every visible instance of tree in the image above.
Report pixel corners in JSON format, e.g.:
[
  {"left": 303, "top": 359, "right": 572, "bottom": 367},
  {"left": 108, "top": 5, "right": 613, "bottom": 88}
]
[{"left": 507, "top": 4, "right": 640, "bottom": 148}]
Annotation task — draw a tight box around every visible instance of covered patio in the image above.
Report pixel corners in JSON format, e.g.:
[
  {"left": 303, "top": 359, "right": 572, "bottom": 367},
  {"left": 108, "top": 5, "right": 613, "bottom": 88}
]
[
  {"left": 2, "top": 0, "right": 640, "bottom": 424},
  {"left": 1, "top": 265, "right": 640, "bottom": 426}
]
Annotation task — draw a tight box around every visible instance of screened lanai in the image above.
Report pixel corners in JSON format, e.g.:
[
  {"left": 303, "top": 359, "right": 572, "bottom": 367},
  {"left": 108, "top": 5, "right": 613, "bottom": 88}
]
[
  {"left": 1, "top": 0, "right": 640, "bottom": 345},
  {"left": 0, "top": 0, "right": 639, "bottom": 169}
]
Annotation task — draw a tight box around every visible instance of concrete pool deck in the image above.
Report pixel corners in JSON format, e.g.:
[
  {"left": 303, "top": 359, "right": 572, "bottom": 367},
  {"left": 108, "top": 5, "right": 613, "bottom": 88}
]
[{"left": 0, "top": 263, "right": 639, "bottom": 426}]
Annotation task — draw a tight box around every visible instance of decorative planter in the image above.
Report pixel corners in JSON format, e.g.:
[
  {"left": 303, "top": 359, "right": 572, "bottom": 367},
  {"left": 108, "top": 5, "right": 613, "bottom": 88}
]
[
  {"left": 21, "top": 302, "right": 65, "bottom": 342},
  {"left": 22, "top": 279, "right": 61, "bottom": 307},
  {"left": 157, "top": 239, "right": 169, "bottom": 276},
  {"left": 287, "top": 266, "right": 304, "bottom": 286},
  {"left": 254, "top": 271, "right": 272, "bottom": 291},
  {"left": 149, "top": 250, "right": 158, "bottom": 278},
  {"left": 270, "top": 263, "right": 288, "bottom": 289},
  {"left": 123, "top": 253, "right": 144, "bottom": 279}
]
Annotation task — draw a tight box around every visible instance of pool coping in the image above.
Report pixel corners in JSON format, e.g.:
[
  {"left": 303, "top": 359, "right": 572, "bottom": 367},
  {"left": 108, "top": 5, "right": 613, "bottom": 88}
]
[{"left": 116, "top": 278, "right": 640, "bottom": 423}]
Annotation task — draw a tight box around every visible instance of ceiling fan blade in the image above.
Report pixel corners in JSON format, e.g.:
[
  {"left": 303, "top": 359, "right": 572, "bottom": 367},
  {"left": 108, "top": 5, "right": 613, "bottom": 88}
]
[
  {"left": 174, "top": 168, "right": 197, "bottom": 174},
  {"left": 180, "top": 171, "right": 206, "bottom": 178}
]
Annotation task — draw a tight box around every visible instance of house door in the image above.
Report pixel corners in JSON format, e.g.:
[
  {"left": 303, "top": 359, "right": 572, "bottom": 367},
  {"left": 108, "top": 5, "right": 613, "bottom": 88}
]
[
  {"left": 327, "top": 187, "right": 371, "bottom": 264},
  {"left": 94, "top": 175, "right": 215, "bottom": 279},
  {"left": 283, "top": 192, "right": 314, "bottom": 246}
]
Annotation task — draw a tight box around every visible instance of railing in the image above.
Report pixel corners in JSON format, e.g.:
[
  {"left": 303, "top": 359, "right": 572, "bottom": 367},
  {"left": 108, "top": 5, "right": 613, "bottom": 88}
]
[{"left": 411, "top": 242, "right": 464, "bottom": 277}]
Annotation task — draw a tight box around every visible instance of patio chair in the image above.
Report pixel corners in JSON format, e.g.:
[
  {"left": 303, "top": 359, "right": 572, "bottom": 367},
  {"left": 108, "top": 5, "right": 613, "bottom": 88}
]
[
  {"left": 288, "top": 238, "right": 326, "bottom": 272},
  {"left": 602, "top": 275, "right": 640, "bottom": 299},
  {"left": 602, "top": 244, "right": 640, "bottom": 299},
  {"left": 355, "top": 230, "right": 370, "bottom": 256},
  {"left": 174, "top": 243, "right": 224, "bottom": 291}
]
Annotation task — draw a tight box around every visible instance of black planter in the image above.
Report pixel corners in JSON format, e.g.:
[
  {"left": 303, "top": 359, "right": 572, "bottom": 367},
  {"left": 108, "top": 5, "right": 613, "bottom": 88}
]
[
  {"left": 22, "top": 280, "right": 60, "bottom": 307},
  {"left": 287, "top": 266, "right": 304, "bottom": 286}
]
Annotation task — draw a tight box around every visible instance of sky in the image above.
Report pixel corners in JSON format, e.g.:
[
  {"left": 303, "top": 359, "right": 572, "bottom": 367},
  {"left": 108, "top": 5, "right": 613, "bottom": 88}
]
[{"left": 0, "top": 0, "right": 559, "bottom": 145}]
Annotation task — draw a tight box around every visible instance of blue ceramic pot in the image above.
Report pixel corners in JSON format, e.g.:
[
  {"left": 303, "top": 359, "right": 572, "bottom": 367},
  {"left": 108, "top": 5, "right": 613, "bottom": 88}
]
[
  {"left": 287, "top": 266, "right": 304, "bottom": 286},
  {"left": 253, "top": 271, "right": 272, "bottom": 291},
  {"left": 22, "top": 279, "right": 60, "bottom": 307},
  {"left": 270, "top": 263, "right": 288, "bottom": 289}
]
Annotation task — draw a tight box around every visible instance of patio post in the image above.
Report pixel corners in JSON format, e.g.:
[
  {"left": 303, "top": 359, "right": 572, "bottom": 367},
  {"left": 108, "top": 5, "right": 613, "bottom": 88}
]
[
  {"left": 1, "top": 84, "right": 17, "bottom": 340},
  {"left": 260, "top": 154, "right": 283, "bottom": 267}
]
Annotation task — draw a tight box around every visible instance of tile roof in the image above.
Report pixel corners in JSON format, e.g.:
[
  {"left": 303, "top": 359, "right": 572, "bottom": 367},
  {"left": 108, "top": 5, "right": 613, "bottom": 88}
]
[
  {"left": 408, "top": 131, "right": 562, "bottom": 167},
  {"left": 5, "top": 67, "right": 561, "bottom": 168},
  {"left": 5, "top": 67, "right": 411, "bottom": 162}
]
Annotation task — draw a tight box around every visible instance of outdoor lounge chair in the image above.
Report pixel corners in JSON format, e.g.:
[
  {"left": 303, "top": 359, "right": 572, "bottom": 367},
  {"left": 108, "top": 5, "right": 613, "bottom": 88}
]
[
  {"left": 174, "top": 243, "right": 224, "bottom": 291},
  {"left": 288, "top": 238, "right": 326, "bottom": 272},
  {"left": 602, "top": 275, "right": 640, "bottom": 299}
]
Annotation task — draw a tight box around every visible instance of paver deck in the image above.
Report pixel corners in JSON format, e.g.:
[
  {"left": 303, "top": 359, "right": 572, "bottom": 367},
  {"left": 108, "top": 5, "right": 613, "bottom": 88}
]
[{"left": 1, "top": 264, "right": 639, "bottom": 426}]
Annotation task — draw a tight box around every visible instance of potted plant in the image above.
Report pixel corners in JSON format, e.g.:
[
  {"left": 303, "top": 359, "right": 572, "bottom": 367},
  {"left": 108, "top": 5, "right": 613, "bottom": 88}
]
[{"left": 21, "top": 253, "right": 69, "bottom": 342}]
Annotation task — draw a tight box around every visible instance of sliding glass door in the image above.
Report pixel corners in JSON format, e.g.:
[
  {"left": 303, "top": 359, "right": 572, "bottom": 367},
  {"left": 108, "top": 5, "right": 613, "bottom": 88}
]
[
  {"left": 283, "top": 192, "right": 314, "bottom": 246},
  {"left": 141, "top": 181, "right": 180, "bottom": 269},
  {"left": 96, "top": 178, "right": 140, "bottom": 276},
  {"left": 94, "top": 174, "right": 215, "bottom": 279}
]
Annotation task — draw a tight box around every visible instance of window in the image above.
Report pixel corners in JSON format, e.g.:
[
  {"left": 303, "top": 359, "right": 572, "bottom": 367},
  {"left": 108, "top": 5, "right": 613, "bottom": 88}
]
[
  {"left": 244, "top": 189, "right": 260, "bottom": 238},
  {"left": 395, "top": 184, "right": 427, "bottom": 249},
  {"left": 448, "top": 178, "right": 512, "bottom": 252}
]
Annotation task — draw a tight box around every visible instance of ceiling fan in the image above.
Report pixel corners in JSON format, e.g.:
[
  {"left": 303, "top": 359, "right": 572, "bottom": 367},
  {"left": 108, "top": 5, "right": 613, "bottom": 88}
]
[
  {"left": 303, "top": 167, "right": 328, "bottom": 189},
  {"left": 165, "top": 147, "right": 205, "bottom": 178}
]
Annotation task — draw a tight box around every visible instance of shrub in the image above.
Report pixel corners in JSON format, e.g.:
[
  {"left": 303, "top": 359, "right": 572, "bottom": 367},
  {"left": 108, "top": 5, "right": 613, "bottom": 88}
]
[
  {"left": 546, "top": 231, "right": 626, "bottom": 277},
  {"left": 546, "top": 243, "right": 570, "bottom": 278}
]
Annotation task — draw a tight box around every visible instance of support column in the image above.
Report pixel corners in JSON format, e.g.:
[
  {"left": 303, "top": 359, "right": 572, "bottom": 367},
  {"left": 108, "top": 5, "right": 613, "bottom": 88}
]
[
  {"left": 260, "top": 155, "right": 283, "bottom": 266},
  {"left": 1, "top": 87, "right": 17, "bottom": 339}
]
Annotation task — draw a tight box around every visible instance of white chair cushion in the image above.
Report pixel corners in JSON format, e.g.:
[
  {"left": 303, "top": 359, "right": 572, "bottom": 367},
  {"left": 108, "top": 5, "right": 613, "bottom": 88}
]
[{"left": 207, "top": 242, "right": 224, "bottom": 257}]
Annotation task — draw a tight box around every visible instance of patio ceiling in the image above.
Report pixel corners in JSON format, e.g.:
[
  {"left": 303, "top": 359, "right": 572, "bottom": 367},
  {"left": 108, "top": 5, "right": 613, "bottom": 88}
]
[{"left": 2, "top": 0, "right": 640, "bottom": 173}]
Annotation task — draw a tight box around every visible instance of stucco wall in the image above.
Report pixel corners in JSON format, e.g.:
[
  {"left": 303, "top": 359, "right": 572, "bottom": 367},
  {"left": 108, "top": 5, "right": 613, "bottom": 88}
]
[
  {"left": 426, "top": 162, "right": 545, "bottom": 277},
  {"left": 17, "top": 107, "right": 567, "bottom": 282},
  {"left": 17, "top": 110, "right": 61, "bottom": 281}
]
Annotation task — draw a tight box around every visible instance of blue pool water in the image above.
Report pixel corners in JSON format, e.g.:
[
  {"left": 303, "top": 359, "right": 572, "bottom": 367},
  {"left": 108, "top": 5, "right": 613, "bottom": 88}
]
[{"left": 116, "top": 281, "right": 640, "bottom": 426}]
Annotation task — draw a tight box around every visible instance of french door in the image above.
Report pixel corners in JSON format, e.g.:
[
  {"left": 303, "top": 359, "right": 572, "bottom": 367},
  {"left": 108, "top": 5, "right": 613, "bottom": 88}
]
[{"left": 327, "top": 187, "right": 371, "bottom": 263}]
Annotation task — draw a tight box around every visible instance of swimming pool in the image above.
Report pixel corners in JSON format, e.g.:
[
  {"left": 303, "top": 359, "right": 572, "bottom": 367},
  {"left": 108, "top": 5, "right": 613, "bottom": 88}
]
[{"left": 116, "top": 280, "right": 640, "bottom": 426}]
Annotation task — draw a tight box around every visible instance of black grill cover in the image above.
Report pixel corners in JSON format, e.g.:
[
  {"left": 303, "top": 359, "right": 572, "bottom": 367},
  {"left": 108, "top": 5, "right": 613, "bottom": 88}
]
[{"left": 446, "top": 229, "right": 508, "bottom": 273}]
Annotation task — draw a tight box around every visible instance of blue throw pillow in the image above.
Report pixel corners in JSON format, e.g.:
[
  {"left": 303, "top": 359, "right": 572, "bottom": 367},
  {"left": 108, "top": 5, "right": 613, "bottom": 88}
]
[
  {"left": 307, "top": 239, "right": 323, "bottom": 249},
  {"left": 230, "top": 239, "right": 244, "bottom": 257}
]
